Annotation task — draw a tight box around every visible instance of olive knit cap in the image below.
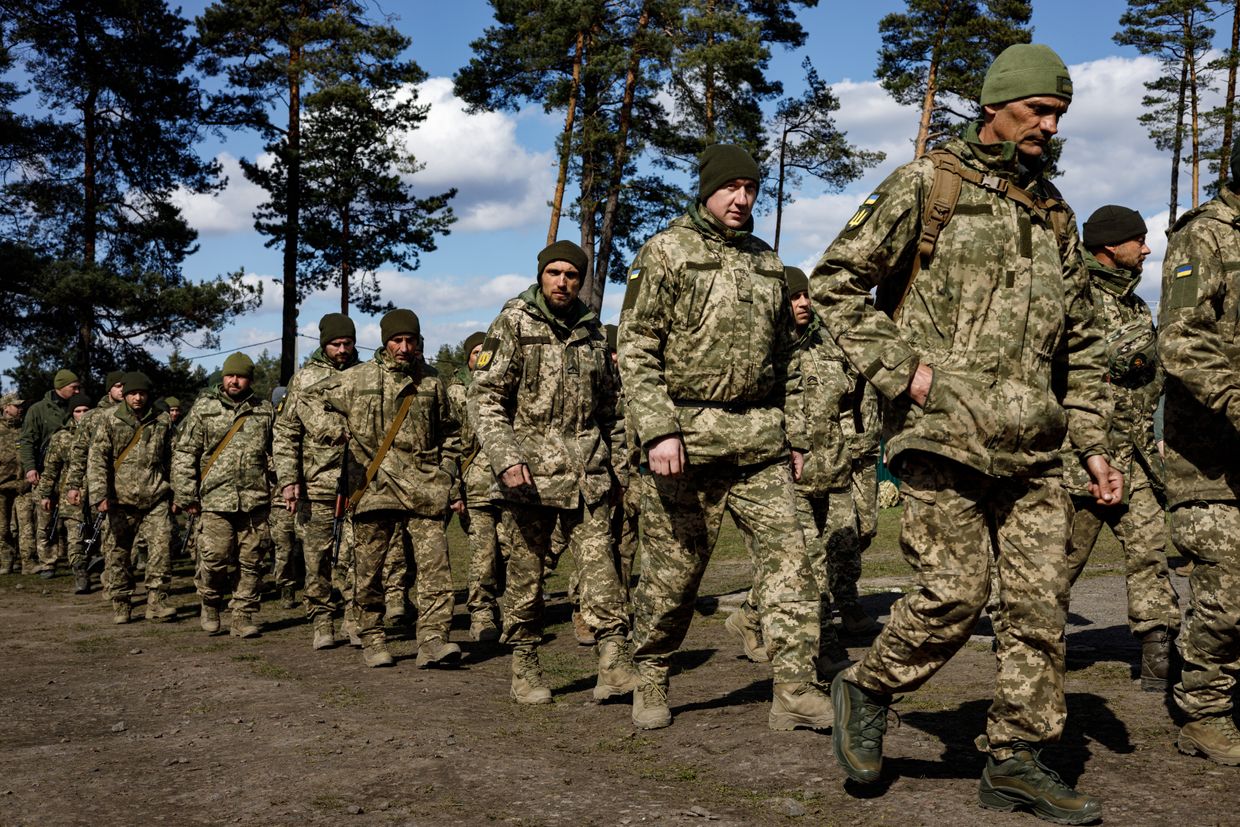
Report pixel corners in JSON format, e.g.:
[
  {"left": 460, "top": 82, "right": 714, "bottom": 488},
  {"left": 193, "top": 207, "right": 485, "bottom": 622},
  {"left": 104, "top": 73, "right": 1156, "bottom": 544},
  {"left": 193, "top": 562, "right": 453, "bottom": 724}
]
[
  {"left": 163, "top": 396, "right": 181, "bottom": 407},
  {"left": 463, "top": 331, "right": 486, "bottom": 356},
  {"left": 53, "top": 369, "right": 79, "bottom": 390},
  {"left": 68, "top": 393, "right": 92, "bottom": 411},
  {"left": 319, "top": 312, "right": 356, "bottom": 347},
  {"left": 980, "top": 43, "right": 1072, "bottom": 106},
  {"left": 697, "top": 144, "right": 761, "bottom": 201},
  {"left": 381, "top": 308, "right": 420, "bottom": 343},
  {"left": 123, "top": 372, "right": 152, "bottom": 394},
  {"left": 222, "top": 352, "right": 255, "bottom": 378},
  {"left": 784, "top": 266, "right": 810, "bottom": 296},
  {"left": 1083, "top": 205, "right": 1147, "bottom": 249},
  {"left": 537, "top": 240, "right": 589, "bottom": 277},
  {"left": 105, "top": 370, "right": 125, "bottom": 390}
]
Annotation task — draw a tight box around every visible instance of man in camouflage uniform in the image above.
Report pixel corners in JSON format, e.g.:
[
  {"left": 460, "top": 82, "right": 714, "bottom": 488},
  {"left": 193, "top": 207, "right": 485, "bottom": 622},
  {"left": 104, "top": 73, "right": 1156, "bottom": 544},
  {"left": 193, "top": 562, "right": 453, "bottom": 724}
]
[
  {"left": 21, "top": 368, "right": 82, "bottom": 577},
  {"left": 274, "top": 312, "right": 361, "bottom": 650},
  {"left": 318, "top": 309, "right": 463, "bottom": 669},
  {"left": 36, "top": 394, "right": 93, "bottom": 592},
  {"left": 164, "top": 397, "right": 183, "bottom": 429},
  {"left": 619, "top": 145, "right": 832, "bottom": 732},
  {"left": 86, "top": 372, "right": 177, "bottom": 624},
  {"left": 836, "top": 374, "right": 882, "bottom": 636},
  {"left": 1159, "top": 137, "right": 1240, "bottom": 766},
  {"left": 172, "top": 353, "right": 275, "bottom": 638},
  {"left": 1, "top": 393, "right": 24, "bottom": 574},
  {"left": 448, "top": 329, "right": 504, "bottom": 642},
  {"left": 267, "top": 385, "right": 299, "bottom": 609},
  {"left": 605, "top": 323, "right": 639, "bottom": 614},
  {"left": 1062, "top": 206, "right": 1180, "bottom": 690},
  {"left": 470, "top": 240, "right": 638, "bottom": 704},
  {"left": 813, "top": 45, "right": 1120, "bottom": 822}
]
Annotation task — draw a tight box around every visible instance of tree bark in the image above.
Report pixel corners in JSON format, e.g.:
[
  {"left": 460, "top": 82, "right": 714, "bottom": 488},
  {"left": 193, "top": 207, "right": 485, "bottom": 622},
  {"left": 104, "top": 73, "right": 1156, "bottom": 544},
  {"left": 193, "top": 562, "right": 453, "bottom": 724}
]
[
  {"left": 1170, "top": 57, "right": 1188, "bottom": 224},
  {"left": 340, "top": 204, "right": 351, "bottom": 315},
  {"left": 1221, "top": 1, "right": 1238, "bottom": 189},
  {"left": 774, "top": 122, "right": 789, "bottom": 252},
  {"left": 914, "top": 48, "right": 940, "bottom": 159},
  {"left": 79, "top": 81, "right": 99, "bottom": 379},
  {"left": 281, "top": 35, "right": 303, "bottom": 384},
  {"left": 548, "top": 30, "right": 585, "bottom": 244},
  {"left": 1187, "top": 11, "right": 1202, "bottom": 209}
]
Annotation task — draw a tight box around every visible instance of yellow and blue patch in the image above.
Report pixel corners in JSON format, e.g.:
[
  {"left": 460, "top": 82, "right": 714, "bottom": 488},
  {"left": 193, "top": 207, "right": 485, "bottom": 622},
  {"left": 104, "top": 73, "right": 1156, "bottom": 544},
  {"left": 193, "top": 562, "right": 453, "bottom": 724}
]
[
  {"left": 841, "top": 192, "right": 885, "bottom": 237},
  {"left": 1174, "top": 263, "right": 1194, "bottom": 279}
]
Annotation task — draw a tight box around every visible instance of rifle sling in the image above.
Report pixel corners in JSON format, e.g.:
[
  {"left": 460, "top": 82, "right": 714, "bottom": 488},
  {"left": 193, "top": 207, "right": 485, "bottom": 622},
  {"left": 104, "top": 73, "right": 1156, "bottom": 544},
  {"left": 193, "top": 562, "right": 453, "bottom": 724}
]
[
  {"left": 347, "top": 392, "right": 414, "bottom": 512},
  {"left": 201, "top": 413, "right": 249, "bottom": 483},
  {"left": 114, "top": 423, "right": 146, "bottom": 471}
]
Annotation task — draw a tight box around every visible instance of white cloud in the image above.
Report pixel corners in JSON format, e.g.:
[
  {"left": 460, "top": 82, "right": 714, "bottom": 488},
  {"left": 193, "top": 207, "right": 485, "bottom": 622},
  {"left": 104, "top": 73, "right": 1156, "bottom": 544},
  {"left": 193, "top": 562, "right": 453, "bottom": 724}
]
[{"left": 171, "top": 152, "right": 269, "bottom": 236}]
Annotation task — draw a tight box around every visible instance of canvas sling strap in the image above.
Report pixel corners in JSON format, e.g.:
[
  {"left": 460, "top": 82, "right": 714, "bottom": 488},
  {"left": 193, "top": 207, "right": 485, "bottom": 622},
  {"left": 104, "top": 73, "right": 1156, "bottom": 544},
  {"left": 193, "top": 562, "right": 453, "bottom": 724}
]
[
  {"left": 200, "top": 414, "right": 249, "bottom": 482},
  {"left": 114, "top": 422, "right": 146, "bottom": 470},
  {"left": 347, "top": 392, "right": 414, "bottom": 512}
]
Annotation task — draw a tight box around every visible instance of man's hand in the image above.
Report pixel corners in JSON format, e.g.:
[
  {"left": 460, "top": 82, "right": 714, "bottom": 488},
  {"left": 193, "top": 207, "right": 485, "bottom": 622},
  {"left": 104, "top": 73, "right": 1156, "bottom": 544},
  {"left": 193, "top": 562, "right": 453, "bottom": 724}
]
[
  {"left": 907, "top": 363, "right": 933, "bottom": 407},
  {"left": 96, "top": 499, "right": 110, "bottom": 513},
  {"left": 501, "top": 463, "right": 533, "bottom": 488},
  {"left": 1157, "top": 439, "right": 1165, "bottom": 459},
  {"left": 25, "top": 469, "right": 39, "bottom": 486},
  {"left": 450, "top": 499, "right": 466, "bottom": 515},
  {"left": 40, "top": 497, "right": 52, "bottom": 512},
  {"left": 1086, "top": 455, "right": 1124, "bottom": 506},
  {"left": 790, "top": 450, "right": 805, "bottom": 482},
  {"left": 647, "top": 435, "right": 686, "bottom": 477},
  {"left": 67, "top": 488, "right": 81, "bottom": 506},
  {"left": 282, "top": 483, "right": 301, "bottom": 513},
  {"left": 184, "top": 503, "right": 201, "bottom": 516}
]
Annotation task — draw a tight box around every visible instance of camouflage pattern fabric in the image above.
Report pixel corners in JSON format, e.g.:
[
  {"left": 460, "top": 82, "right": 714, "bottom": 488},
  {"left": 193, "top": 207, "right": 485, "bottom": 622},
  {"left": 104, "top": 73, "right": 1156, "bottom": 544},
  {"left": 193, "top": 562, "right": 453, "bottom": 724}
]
[
  {"left": 267, "top": 500, "right": 298, "bottom": 591},
  {"left": 351, "top": 511, "right": 453, "bottom": 646},
  {"left": 63, "top": 395, "right": 118, "bottom": 501},
  {"left": 0, "top": 414, "right": 20, "bottom": 568},
  {"left": 33, "top": 425, "right": 88, "bottom": 566},
  {"left": 0, "top": 492, "right": 16, "bottom": 569},
  {"left": 101, "top": 502, "right": 172, "bottom": 604},
  {"left": 294, "top": 500, "right": 342, "bottom": 619},
  {"left": 381, "top": 527, "right": 408, "bottom": 609},
  {"left": 462, "top": 502, "right": 504, "bottom": 621},
  {"left": 845, "top": 382, "right": 880, "bottom": 542},
  {"left": 15, "top": 491, "right": 38, "bottom": 571},
  {"left": 86, "top": 405, "right": 174, "bottom": 512},
  {"left": 170, "top": 385, "right": 274, "bottom": 514},
  {"left": 195, "top": 508, "right": 269, "bottom": 614}
]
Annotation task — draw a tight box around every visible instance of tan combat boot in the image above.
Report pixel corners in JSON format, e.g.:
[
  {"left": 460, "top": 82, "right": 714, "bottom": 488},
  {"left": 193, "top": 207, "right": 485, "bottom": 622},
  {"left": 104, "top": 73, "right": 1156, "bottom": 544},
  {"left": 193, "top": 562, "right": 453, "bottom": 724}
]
[
  {"left": 1178, "top": 716, "right": 1240, "bottom": 765},
  {"left": 279, "top": 586, "right": 297, "bottom": 610},
  {"left": 593, "top": 635, "right": 640, "bottom": 700},
  {"left": 312, "top": 615, "right": 335, "bottom": 650},
  {"left": 230, "top": 610, "right": 259, "bottom": 638},
  {"left": 632, "top": 665, "right": 672, "bottom": 729},
  {"left": 341, "top": 606, "right": 363, "bottom": 647},
  {"left": 510, "top": 645, "right": 552, "bottom": 704},
  {"left": 199, "top": 604, "right": 221, "bottom": 634},
  {"left": 362, "top": 637, "right": 394, "bottom": 668},
  {"left": 572, "top": 609, "right": 595, "bottom": 646},
  {"left": 770, "top": 682, "right": 834, "bottom": 731},
  {"left": 145, "top": 591, "right": 177, "bottom": 622},
  {"left": 385, "top": 593, "right": 407, "bottom": 624},
  {"left": 724, "top": 603, "right": 768, "bottom": 663},
  {"left": 416, "top": 635, "right": 462, "bottom": 668},
  {"left": 469, "top": 612, "right": 500, "bottom": 642},
  {"left": 112, "top": 599, "right": 131, "bottom": 625}
]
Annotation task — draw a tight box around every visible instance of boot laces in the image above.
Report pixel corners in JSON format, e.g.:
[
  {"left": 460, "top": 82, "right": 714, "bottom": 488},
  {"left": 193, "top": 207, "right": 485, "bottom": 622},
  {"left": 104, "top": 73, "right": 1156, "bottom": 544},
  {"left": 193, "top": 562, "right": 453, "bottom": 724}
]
[
  {"left": 859, "top": 701, "right": 898, "bottom": 748},
  {"left": 1202, "top": 717, "right": 1240, "bottom": 744},
  {"left": 640, "top": 680, "right": 668, "bottom": 706}
]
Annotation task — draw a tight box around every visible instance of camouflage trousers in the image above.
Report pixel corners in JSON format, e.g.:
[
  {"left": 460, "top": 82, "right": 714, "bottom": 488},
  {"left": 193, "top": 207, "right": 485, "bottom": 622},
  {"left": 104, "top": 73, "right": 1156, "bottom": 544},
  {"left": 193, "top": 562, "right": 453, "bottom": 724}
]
[
  {"left": 194, "top": 508, "right": 269, "bottom": 614},
  {"left": 102, "top": 501, "right": 172, "bottom": 603},
  {"left": 267, "top": 503, "right": 298, "bottom": 590},
  {"left": 1170, "top": 501, "right": 1240, "bottom": 719},
  {"left": 501, "top": 498, "right": 627, "bottom": 646},
  {"left": 294, "top": 499, "right": 343, "bottom": 620},
  {"left": 851, "top": 454, "right": 879, "bottom": 542},
  {"left": 633, "top": 459, "right": 819, "bottom": 685},
  {"left": 463, "top": 502, "right": 503, "bottom": 621},
  {"left": 1066, "top": 478, "right": 1180, "bottom": 636},
  {"left": 1, "top": 491, "right": 17, "bottom": 568},
  {"left": 351, "top": 510, "right": 452, "bottom": 646},
  {"left": 34, "top": 500, "right": 60, "bottom": 569},
  {"left": 382, "top": 525, "right": 410, "bottom": 609},
  {"left": 49, "top": 508, "right": 87, "bottom": 567},
  {"left": 563, "top": 486, "right": 638, "bottom": 614},
  {"left": 16, "top": 492, "right": 38, "bottom": 571},
  {"left": 846, "top": 452, "right": 1073, "bottom": 752}
]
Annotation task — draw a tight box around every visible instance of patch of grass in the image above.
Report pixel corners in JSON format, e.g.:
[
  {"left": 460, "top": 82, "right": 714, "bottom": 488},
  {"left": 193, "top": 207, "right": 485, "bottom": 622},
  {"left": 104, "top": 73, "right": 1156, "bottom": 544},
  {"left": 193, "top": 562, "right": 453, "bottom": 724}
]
[
  {"left": 310, "top": 794, "right": 346, "bottom": 811},
  {"left": 1075, "top": 660, "right": 1132, "bottom": 686},
  {"left": 322, "top": 685, "right": 366, "bottom": 708},
  {"left": 639, "top": 762, "right": 698, "bottom": 783},
  {"left": 73, "top": 635, "right": 116, "bottom": 654},
  {"left": 231, "top": 652, "right": 294, "bottom": 680},
  {"left": 595, "top": 734, "right": 654, "bottom": 754},
  {"left": 538, "top": 649, "right": 593, "bottom": 688}
]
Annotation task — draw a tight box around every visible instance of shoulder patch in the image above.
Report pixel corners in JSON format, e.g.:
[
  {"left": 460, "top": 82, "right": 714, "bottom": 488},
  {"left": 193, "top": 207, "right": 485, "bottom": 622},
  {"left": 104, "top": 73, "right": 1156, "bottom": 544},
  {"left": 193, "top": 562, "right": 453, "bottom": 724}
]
[
  {"left": 840, "top": 192, "right": 885, "bottom": 238},
  {"left": 622, "top": 261, "right": 644, "bottom": 312},
  {"left": 1165, "top": 261, "right": 1199, "bottom": 311},
  {"left": 475, "top": 336, "right": 499, "bottom": 370}
]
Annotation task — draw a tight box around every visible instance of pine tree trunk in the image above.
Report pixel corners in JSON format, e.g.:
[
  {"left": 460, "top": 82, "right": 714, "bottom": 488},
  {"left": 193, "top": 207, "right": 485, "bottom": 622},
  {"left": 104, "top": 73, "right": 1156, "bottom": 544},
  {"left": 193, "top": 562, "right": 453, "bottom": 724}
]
[
  {"left": 1221, "top": 1, "right": 1238, "bottom": 188},
  {"left": 1170, "top": 58, "right": 1188, "bottom": 224},
  {"left": 548, "top": 30, "right": 585, "bottom": 244},
  {"left": 340, "top": 204, "right": 351, "bottom": 315},
  {"left": 281, "top": 39, "right": 302, "bottom": 384},
  {"left": 1187, "top": 12, "right": 1202, "bottom": 209},
  {"left": 774, "top": 123, "right": 789, "bottom": 252},
  {"left": 704, "top": 0, "right": 717, "bottom": 140},
  {"left": 79, "top": 83, "right": 99, "bottom": 378},
  {"left": 915, "top": 51, "right": 939, "bottom": 159}
]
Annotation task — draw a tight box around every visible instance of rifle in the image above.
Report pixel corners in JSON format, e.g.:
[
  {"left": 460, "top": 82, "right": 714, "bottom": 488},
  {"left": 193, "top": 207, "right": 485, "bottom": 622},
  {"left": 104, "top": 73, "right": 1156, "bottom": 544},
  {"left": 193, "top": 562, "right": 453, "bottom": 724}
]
[
  {"left": 331, "top": 456, "right": 348, "bottom": 568},
  {"left": 82, "top": 511, "right": 106, "bottom": 574},
  {"left": 44, "top": 501, "right": 60, "bottom": 544},
  {"left": 175, "top": 511, "right": 197, "bottom": 560}
]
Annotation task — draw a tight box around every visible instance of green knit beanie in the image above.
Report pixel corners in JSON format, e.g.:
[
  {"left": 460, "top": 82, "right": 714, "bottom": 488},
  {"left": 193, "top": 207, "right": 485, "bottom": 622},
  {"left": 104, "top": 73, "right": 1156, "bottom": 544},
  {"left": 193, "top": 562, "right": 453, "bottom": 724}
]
[
  {"left": 319, "top": 312, "right": 356, "bottom": 347},
  {"left": 123, "top": 372, "right": 152, "bottom": 394},
  {"left": 463, "top": 331, "right": 486, "bottom": 356},
  {"left": 67, "top": 393, "right": 92, "bottom": 411},
  {"left": 53, "top": 369, "right": 79, "bottom": 390},
  {"left": 537, "top": 240, "right": 589, "bottom": 278},
  {"left": 222, "top": 352, "right": 255, "bottom": 378},
  {"left": 381, "top": 309, "right": 420, "bottom": 343},
  {"left": 163, "top": 396, "right": 181, "bottom": 407},
  {"left": 784, "top": 266, "right": 809, "bottom": 296},
  {"left": 105, "top": 370, "right": 125, "bottom": 390},
  {"left": 980, "top": 44, "right": 1073, "bottom": 106},
  {"left": 697, "top": 144, "right": 761, "bottom": 201}
]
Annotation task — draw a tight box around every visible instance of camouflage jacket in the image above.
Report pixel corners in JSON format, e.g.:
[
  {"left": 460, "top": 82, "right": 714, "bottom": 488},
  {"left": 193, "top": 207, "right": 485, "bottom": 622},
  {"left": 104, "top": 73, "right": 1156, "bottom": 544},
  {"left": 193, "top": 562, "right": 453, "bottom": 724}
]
[
  {"left": 272, "top": 348, "right": 359, "bottom": 502},
  {"left": 86, "top": 405, "right": 173, "bottom": 510},
  {"left": 812, "top": 125, "right": 1110, "bottom": 478},
  {"left": 0, "top": 414, "right": 23, "bottom": 493},
  {"left": 842, "top": 380, "right": 880, "bottom": 465},
  {"left": 65, "top": 395, "right": 120, "bottom": 497},
  {"left": 1157, "top": 188, "right": 1240, "bottom": 507},
  {"left": 317, "top": 350, "right": 461, "bottom": 517},
  {"left": 171, "top": 385, "right": 274, "bottom": 514},
  {"left": 20, "top": 389, "right": 72, "bottom": 473},
  {"left": 1062, "top": 252, "right": 1162, "bottom": 497},
  {"left": 618, "top": 204, "right": 802, "bottom": 465},
  {"left": 447, "top": 377, "right": 495, "bottom": 504},
  {"left": 791, "top": 313, "right": 855, "bottom": 495},
  {"left": 35, "top": 422, "right": 79, "bottom": 500},
  {"left": 468, "top": 284, "right": 623, "bottom": 509}
]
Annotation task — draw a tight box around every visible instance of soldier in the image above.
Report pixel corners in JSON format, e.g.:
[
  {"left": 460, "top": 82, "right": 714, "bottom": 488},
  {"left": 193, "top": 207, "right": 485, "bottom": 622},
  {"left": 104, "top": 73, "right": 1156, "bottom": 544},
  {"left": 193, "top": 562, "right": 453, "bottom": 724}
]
[
  {"left": 605, "top": 323, "right": 639, "bottom": 615},
  {"left": 836, "top": 374, "right": 882, "bottom": 636},
  {"left": 813, "top": 44, "right": 1121, "bottom": 822},
  {"left": 1160, "top": 137, "right": 1240, "bottom": 766},
  {"left": 21, "top": 368, "right": 82, "bottom": 577},
  {"left": 1063, "top": 206, "right": 1180, "bottom": 690},
  {"left": 469, "top": 241, "right": 638, "bottom": 704},
  {"left": 164, "top": 397, "right": 183, "bottom": 428},
  {"left": 36, "top": 394, "right": 93, "bottom": 592},
  {"left": 267, "top": 385, "right": 299, "bottom": 609},
  {"left": 274, "top": 313, "right": 361, "bottom": 650},
  {"left": 318, "top": 309, "right": 463, "bottom": 669},
  {"left": 449, "top": 329, "right": 504, "bottom": 642},
  {"left": 618, "top": 145, "right": 831, "bottom": 732},
  {"left": 1, "top": 393, "right": 24, "bottom": 574},
  {"left": 172, "top": 353, "right": 275, "bottom": 638},
  {"left": 86, "top": 372, "right": 177, "bottom": 624}
]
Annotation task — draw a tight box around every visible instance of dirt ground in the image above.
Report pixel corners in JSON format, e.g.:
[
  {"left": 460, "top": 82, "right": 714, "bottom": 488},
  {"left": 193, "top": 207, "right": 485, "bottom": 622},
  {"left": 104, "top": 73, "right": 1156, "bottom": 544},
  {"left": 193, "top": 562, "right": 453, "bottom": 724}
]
[{"left": 0, "top": 510, "right": 1233, "bottom": 827}]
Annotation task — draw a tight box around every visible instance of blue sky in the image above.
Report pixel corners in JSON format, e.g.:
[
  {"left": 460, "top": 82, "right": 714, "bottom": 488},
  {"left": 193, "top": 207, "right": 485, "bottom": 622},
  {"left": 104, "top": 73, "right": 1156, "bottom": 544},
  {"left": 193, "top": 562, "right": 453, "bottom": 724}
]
[{"left": 4, "top": 1, "right": 1235, "bottom": 384}]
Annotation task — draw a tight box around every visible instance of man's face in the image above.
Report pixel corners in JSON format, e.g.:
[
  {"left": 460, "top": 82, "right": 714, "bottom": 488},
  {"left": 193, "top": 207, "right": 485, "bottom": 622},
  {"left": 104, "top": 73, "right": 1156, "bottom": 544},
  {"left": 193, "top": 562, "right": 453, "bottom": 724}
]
[
  {"left": 125, "top": 390, "right": 148, "bottom": 412},
  {"left": 1108, "top": 236, "right": 1151, "bottom": 275},
  {"left": 72, "top": 404, "right": 89, "bottom": 422},
  {"left": 222, "top": 374, "right": 252, "bottom": 399},
  {"left": 790, "top": 290, "right": 813, "bottom": 328},
  {"left": 540, "top": 261, "right": 583, "bottom": 311},
  {"left": 168, "top": 406, "right": 181, "bottom": 421},
  {"left": 2, "top": 404, "right": 19, "bottom": 421},
  {"left": 324, "top": 337, "right": 356, "bottom": 367},
  {"left": 980, "top": 95, "right": 1069, "bottom": 158},
  {"left": 386, "top": 333, "right": 421, "bottom": 365},
  {"left": 704, "top": 178, "right": 759, "bottom": 229},
  {"left": 56, "top": 381, "right": 82, "bottom": 400},
  {"left": 467, "top": 343, "right": 484, "bottom": 371},
  {"left": 108, "top": 382, "right": 124, "bottom": 402}
]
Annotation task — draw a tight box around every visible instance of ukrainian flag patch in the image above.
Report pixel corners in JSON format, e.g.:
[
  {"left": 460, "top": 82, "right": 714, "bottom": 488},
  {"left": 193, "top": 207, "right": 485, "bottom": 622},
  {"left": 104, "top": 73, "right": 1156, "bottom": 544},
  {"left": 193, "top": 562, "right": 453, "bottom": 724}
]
[
  {"left": 841, "top": 192, "right": 885, "bottom": 237},
  {"left": 1174, "top": 263, "right": 1193, "bottom": 279}
]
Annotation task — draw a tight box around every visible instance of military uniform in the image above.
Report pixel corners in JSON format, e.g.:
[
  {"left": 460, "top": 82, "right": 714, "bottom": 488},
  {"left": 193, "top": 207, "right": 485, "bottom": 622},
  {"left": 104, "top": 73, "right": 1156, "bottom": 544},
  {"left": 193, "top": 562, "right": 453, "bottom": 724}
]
[
  {"left": 1159, "top": 186, "right": 1240, "bottom": 758},
  {"left": 34, "top": 420, "right": 89, "bottom": 576},
  {"left": 813, "top": 122, "right": 1111, "bottom": 757},
  {"left": 172, "top": 384, "right": 275, "bottom": 634},
  {"left": 20, "top": 389, "right": 72, "bottom": 572},
  {"left": 1, "top": 405, "right": 23, "bottom": 572}
]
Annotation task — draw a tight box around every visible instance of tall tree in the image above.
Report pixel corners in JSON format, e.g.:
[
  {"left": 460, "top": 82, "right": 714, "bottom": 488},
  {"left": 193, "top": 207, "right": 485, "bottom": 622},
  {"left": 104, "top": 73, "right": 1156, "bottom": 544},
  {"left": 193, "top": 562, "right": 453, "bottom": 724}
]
[
  {"left": 1116, "top": 0, "right": 1216, "bottom": 220},
  {"left": 0, "top": 0, "right": 259, "bottom": 381},
  {"left": 876, "top": 0, "right": 1033, "bottom": 159},
  {"left": 1204, "top": 0, "right": 1239, "bottom": 191}
]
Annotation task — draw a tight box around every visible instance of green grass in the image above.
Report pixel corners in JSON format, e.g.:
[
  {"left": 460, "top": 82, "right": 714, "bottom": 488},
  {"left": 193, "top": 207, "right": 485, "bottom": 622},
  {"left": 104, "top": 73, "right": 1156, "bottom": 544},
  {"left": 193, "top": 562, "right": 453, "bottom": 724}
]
[{"left": 231, "top": 652, "right": 294, "bottom": 680}]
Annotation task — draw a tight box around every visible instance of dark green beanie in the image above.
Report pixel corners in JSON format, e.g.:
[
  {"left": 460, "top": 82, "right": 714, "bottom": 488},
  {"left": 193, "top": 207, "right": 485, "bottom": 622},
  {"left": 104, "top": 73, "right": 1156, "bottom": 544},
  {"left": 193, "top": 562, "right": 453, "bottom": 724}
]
[
  {"left": 537, "top": 240, "right": 588, "bottom": 277},
  {"left": 123, "top": 372, "right": 152, "bottom": 394},
  {"left": 980, "top": 44, "right": 1072, "bottom": 106},
  {"left": 163, "top": 396, "right": 181, "bottom": 407},
  {"left": 54, "top": 369, "right": 79, "bottom": 390},
  {"left": 319, "top": 312, "right": 356, "bottom": 347},
  {"left": 1083, "top": 205, "right": 1147, "bottom": 249},
  {"left": 463, "top": 331, "right": 486, "bottom": 356},
  {"left": 381, "top": 308, "right": 420, "bottom": 343},
  {"left": 105, "top": 370, "right": 125, "bottom": 390},
  {"left": 67, "top": 393, "right": 92, "bottom": 411},
  {"left": 222, "top": 352, "right": 255, "bottom": 378},
  {"left": 784, "top": 266, "right": 809, "bottom": 296},
  {"left": 697, "top": 144, "right": 761, "bottom": 201},
  {"left": 604, "top": 323, "right": 618, "bottom": 353}
]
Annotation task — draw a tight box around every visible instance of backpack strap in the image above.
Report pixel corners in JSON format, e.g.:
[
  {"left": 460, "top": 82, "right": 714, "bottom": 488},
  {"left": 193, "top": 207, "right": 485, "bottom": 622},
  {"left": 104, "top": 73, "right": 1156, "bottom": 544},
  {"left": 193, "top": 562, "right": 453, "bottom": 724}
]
[{"left": 347, "top": 392, "right": 414, "bottom": 512}]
